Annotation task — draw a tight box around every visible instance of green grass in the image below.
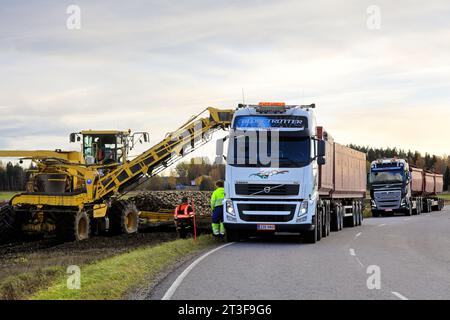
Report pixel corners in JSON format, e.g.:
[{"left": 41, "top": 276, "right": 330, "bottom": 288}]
[
  {"left": 440, "top": 193, "right": 450, "bottom": 200},
  {"left": 0, "top": 192, "right": 17, "bottom": 201},
  {"left": 31, "top": 235, "right": 216, "bottom": 300},
  {"left": 0, "top": 267, "right": 64, "bottom": 300}
]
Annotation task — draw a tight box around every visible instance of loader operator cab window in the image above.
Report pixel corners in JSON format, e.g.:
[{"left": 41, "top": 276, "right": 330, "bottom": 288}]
[{"left": 83, "top": 134, "right": 125, "bottom": 165}]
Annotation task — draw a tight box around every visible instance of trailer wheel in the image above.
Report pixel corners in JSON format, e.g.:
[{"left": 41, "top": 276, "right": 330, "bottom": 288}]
[
  {"left": 320, "top": 206, "right": 327, "bottom": 238},
  {"left": 331, "top": 206, "right": 339, "bottom": 232},
  {"left": 356, "top": 203, "right": 361, "bottom": 226},
  {"left": 109, "top": 201, "right": 139, "bottom": 235},
  {"left": 326, "top": 205, "right": 331, "bottom": 236},
  {"left": 0, "top": 205, "right": 20, "bottom": 244},
  {"left": 56, "top": 210, "right": 90, "bottom": 242}
]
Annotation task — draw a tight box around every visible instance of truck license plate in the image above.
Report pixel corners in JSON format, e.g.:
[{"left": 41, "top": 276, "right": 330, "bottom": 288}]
[
  {"left": 257, "top": 224, "right": 276, "bottom": 231},
  {"left": 385, "top": 209, "right": 393, "bottom": 212}
]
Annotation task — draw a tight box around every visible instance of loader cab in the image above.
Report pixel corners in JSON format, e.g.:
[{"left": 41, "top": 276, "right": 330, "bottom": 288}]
[{"left": 70, "top": 130, "right": 150, "bottom": 165}]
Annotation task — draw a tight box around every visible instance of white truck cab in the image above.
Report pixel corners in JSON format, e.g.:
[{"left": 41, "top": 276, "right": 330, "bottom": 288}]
[{"left": 221, "top": 102, "right": 326, "bottom": 241}]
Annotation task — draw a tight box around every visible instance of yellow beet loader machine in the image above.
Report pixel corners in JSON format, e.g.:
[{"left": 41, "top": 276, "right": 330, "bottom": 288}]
[{"left": 0, "top": 107, "right": 233, "bottom": 243}]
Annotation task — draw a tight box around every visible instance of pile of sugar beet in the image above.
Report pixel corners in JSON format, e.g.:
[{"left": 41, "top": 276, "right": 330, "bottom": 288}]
[{"left": 130, "top": 191, "right": 214, "bottom": 217}]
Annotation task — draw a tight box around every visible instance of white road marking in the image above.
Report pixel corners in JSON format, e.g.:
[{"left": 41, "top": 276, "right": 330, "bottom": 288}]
[
  {"left": 403, "top": 218, "right": 410, "bottom": 221},
  {"left": 378, "top": 224, "right": 386, "bottom": 227},
  {"left": 355, "top": 257, "right": 364, "bottom": 267},
  {"left": 349, "top": 248, "right": 356, "bottom": 256},
  {"left": 162, "top": 242, "right": 234, "bottom": 300},
  {"left": 355, "top": 232, "right": 362, "bottom": 239},
  {"left": 392, "top": 291, "right": 408, "bottom": 300}
]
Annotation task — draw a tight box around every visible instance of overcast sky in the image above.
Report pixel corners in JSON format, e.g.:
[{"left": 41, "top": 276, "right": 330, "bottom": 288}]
[{"left": 0, "top": 0, "right": 449, "bottom": 163}]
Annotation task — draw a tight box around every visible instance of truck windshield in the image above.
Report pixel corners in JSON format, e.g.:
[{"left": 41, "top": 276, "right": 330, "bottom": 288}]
[
  {"left": 370, "top": 169, "right": 404, "bottom": 184},
  {"left": 228, "top": 131, "right": 311, "bottom": 168}
]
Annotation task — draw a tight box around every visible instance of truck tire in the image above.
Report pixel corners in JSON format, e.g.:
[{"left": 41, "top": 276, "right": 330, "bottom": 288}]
[
  {"left": 326, "top": 207, "right": 331, "bottom": 236},
  {"left": 344, "top": 203, "right": 357, "bottom": 227},
  {"left": 339, "top": 206, "right": 344, "bottom": 230},
  {"left": 356, "top": 203, "right": 362, "bottom": 226},
  {"left": 226, "top": 229, "right": 239, "bottom": 242},
  {"left": 55, "top": 210, "right": 90, "bottom": 242},
  {"left": 424, "top": 200, "right": 431, "bottom": 213},
  {"left": 372, "top": 210, "right": 380, "bottom": 218},
  {"left": 317, "top": 213, "right": 322, "bottom": 241},
  {"left": 321, "top": 207, "right": 327, "bottom": 238},
  {"left": 109, "top": 201, "right": 139, "bottom": 235},
  {"left": 360, "top": 202, "right": 364, "bottom": 223},
  {"left": 405, "top": 205, "right": 412, "bottom": 216},
  {"left": 331, "top": 207, "right": 339, "bottom": 232},
  {"left": 0, "top": 205, "right": 20, "bottom": 244}
]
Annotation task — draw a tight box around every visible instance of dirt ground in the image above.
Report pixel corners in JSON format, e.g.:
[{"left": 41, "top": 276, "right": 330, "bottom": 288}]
[{"left": 0, "top": 229, "right": 177, "bottom": 282}]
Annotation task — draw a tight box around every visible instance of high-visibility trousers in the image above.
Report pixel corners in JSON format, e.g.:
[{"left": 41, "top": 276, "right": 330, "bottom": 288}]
[{"left": 211, "top": 205, "right": 225, "bottom": 236}]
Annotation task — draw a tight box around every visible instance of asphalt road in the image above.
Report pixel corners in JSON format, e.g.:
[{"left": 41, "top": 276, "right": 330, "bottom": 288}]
[{"left": 150, "top": 207, "right": 450, "bottom": 300}]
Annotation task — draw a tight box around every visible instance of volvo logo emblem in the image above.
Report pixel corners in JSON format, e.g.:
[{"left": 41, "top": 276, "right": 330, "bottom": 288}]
[{"left": 263, "top": 186, "right": 271, "bottom": 193}]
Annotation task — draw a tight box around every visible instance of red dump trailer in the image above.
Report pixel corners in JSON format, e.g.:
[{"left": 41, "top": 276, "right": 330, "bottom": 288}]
[
  {"left": 411, "top": 167, "right": 444, "bottom": 213},
  {"left": 318, "top": 127, "right": 366, "bottom": 231}
]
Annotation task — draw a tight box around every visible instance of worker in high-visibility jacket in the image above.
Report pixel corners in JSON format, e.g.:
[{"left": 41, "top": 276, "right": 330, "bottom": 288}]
[{"left": 211, "top": 180, "right": 225, "bottom": 237}]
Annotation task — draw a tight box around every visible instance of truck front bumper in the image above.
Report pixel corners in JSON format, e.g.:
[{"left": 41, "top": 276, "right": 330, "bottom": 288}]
[{"left": 224, "top": 223, "right": 314, "bottom": 233}]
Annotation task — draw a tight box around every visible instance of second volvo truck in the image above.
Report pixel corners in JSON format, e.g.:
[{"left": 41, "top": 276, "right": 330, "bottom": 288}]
[{"left": 369, "top": 158, "right": 445, "bottom": 217}]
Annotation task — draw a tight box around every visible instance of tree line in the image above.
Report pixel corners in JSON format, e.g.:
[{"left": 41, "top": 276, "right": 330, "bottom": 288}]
[
  {"left": 0, "top": 161, "right": 28, "bottom": 191},
  {"left": 1, "top": 147, "right": 449, "bottom": 192}
]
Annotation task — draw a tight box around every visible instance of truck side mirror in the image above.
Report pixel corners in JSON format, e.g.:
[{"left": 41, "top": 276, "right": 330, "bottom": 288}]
[
  {"left": 317, "top": 156, "right": 326, "bottom": 166},
  {"left": 69, "top": 133, "right": 76, "bottom": 143},
  {"left": 215, "top": 138, "right": 224, "bottom": 165},
  {"left": 318, "top": 140, "right": 326, "bottom": 157}
]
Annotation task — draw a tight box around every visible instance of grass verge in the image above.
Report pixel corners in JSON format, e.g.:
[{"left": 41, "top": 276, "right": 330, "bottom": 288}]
[
  {"left": 0, "top": 192, "right": 17, "bottom": 201},
  {"left": 31, "top": 235, "right": 216, "bottom": 300},
  {"left": 0, "top": 267, "right": 64, "bottom": 300}
]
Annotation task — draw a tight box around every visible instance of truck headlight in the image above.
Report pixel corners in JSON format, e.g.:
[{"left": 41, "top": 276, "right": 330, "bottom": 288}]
[
  {"left": 225, "top": 199, "right": 235, "bottom": 216},
  {"left": 298, "top": 200, "right": 308, "bottom": 217},
  {"left": 371, "top": 200, "right": 376, "bottom": 207}
]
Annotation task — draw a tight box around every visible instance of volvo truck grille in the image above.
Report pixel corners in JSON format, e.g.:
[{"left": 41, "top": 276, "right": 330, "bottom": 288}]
[
  {"left": 237, "top": 203, "right": 296, "bottom": 222},
  {"left": 374, "top": 190, "right": 402, "bottom": 209},
  {"left": 235, "top": 184, "right": 299, "bottom": 196}
]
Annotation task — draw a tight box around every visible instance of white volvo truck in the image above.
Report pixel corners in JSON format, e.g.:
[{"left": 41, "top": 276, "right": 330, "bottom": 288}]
[{"left": 218, "top": 102, "right": 366, "bottom": 243}]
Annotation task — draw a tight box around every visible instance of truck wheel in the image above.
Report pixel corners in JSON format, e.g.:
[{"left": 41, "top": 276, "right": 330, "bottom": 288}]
[
  {"left": 331, "top": 208, "right": 339, "bottom": 232},
  {"left": 0, "top": 205, "right": 20, "bottom": 244},
  {"left": 326, "top": 208, "right": 331, "bottom": 236},
  {"left": 226, "top": 229, "right": 239, "bottom": 242},
  {"left": 356, "top": 204, "right": 362, "bottom": 226},
  {"left": 406, "top": 205, "right": 412, "bottom": 216},
  {"left": 304, "top": 217, "right": 318, "bottom": 244},
  {"left": 321, "top": 208, "right": 327, "bottom": 238},
  {"left": 317, "top": 214, "right": 322, "bottom": 241},
  {"left": 56, "top": 210, "right": 90, "bottom": 242},
  {"left": 360, "top": 202, "right": 364, "bottom": 223},
  {"left": 109, "top": 201, "right": 139, "bottom": 235}
]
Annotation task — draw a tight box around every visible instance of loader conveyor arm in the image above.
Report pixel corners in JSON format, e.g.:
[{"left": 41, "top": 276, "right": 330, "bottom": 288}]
[{"left": 95, "top": 107, "right": 234, "bottom": 200}]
